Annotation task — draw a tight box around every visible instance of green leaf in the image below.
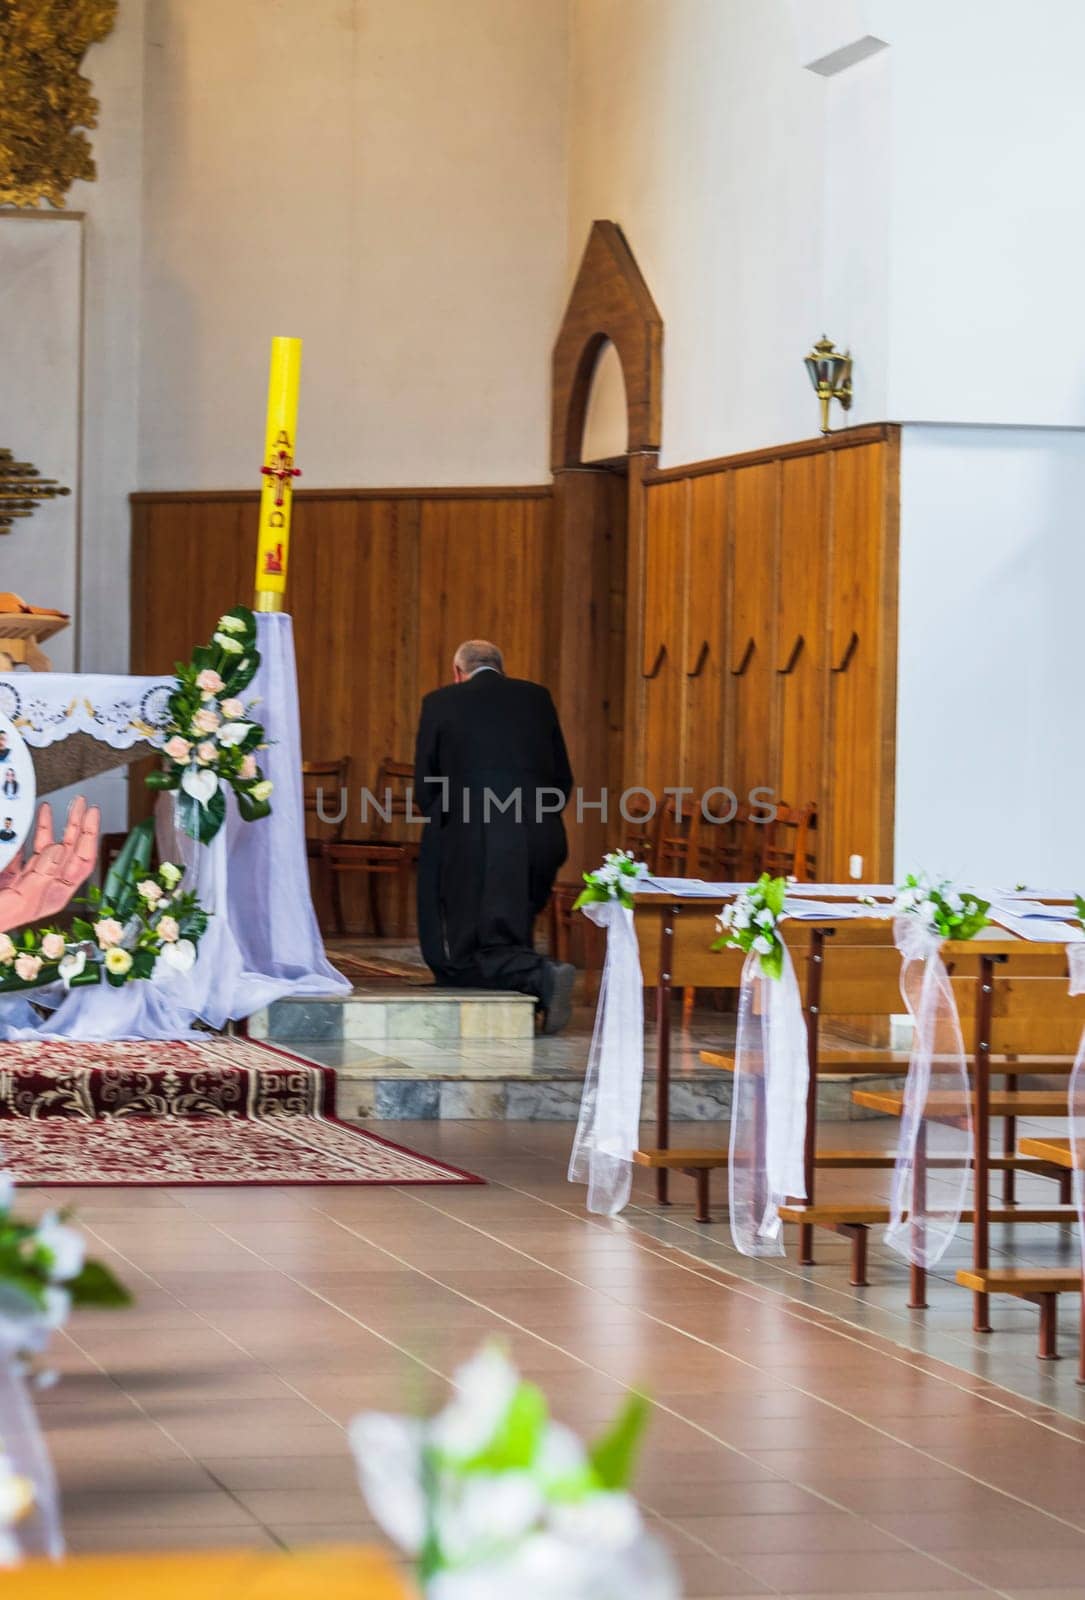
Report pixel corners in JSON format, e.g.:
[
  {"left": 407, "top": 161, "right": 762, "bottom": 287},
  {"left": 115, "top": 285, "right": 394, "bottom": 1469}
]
[
  {"left": 572, "top": 885, "right": 608, "bottom": 909},
  {"left": 589, "top": 1392, "right": 649, "bottom": 1490},
  {"left": 67, "top": 1259, "right": 133, "bottom": 1309},
  {"left": 103, "top": 820, "right": 155, "bottom": 909},
  {"left": 762, "top": 876, "right": 788, "bottom": 917},
  {"left": 760, "top": 940, "right": 785, "bottom": 981},
  {"left": 225, "top": 652, "right": 260, "bottom": 695},
  {"left": 145, "top": 768, "right": 180, "bottom": 793},
  {"left": 176, "top": 785, "right": 227, "bottom": 843},
  {"left": 465, "top": 1381, "right": 548, "bottom": 1474},
  {"left": 69, "top": 964, "right": 102, "bottom": 989},
  {"left": 70, "top": 917, "right": 95, "bottom": 943},
  {"left": 233, "top": 787, "right": 271, "bottom": 824}
]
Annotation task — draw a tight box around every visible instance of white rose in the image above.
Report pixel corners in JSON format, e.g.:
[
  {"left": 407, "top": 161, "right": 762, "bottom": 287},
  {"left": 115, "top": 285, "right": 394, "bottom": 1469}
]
[
  {"left": 35, "top": 1212, "right": 86, "bottom": 1283},
  {"left": 756, "top": 908, "right": 775, "bottom": 928},
  {"left": 216, "top": 721, "right": 250, "bottom": 748},
  {"left": 159, "top": 862, "right": 182, "bottom": 888},
  {"left": 137, "top": 879, "right": 163, "bottom": 905},
  {"left": 105, "top": 948, "right": 133, "bottom": 977},
  {"left": 752, "top": 933, "right": 773, "bottom": 955},
  {"left": 250, "top": 779, "right": 273, "bottom": 803},
  {"left": 213, "top": 632, "right": 244, "bottom": 654},
  {"left": 41, "top": 1286, "right": 71, "bottom": 1329},
  {"left": 216, "top": 614, "right": 247, "bottom": 634}
]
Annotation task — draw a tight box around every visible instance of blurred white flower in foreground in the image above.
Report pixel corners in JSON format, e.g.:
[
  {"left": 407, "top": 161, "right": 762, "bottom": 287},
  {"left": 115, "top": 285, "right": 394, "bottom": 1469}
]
[{"left": 350, "top": 1341, "right": 680, "bottom": 1598}]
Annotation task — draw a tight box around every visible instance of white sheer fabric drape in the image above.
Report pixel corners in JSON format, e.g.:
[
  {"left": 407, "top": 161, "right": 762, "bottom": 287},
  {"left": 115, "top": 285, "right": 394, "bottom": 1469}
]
[
  {"left": 0, "top": 1302, "right": 62, "bottom": 1560},
  {"left": 885, "top": 917, "right": 973, "bottom": 1268},
  {"left": 568, "top": 901, "right": 644, "bottom": 1216},
  {"left": 727, "top": 947, "right": 809, "bottom": 1257}
]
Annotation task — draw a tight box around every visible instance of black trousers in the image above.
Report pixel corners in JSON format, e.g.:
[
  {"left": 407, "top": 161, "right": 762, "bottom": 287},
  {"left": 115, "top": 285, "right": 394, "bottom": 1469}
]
[{"left": 417, "top": 806, "right": 567, "bottom": 1001}]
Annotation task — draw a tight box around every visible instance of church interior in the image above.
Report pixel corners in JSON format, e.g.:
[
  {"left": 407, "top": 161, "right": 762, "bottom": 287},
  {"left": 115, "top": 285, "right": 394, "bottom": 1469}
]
[{"left": 1, "top": 1, "right": 1084, "bottom": 1595}]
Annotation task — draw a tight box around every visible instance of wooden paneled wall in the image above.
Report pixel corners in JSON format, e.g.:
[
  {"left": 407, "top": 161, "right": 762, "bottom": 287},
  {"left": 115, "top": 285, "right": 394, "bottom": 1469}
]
[
  {"left": 628, "top": 425, "right": 900, "bottom": 881},
  {"left": 129, "top": 486, "right": 555, "bottom": 927},
  {"left": 131, "top": 424, "right": 899, "bottom": 904}
]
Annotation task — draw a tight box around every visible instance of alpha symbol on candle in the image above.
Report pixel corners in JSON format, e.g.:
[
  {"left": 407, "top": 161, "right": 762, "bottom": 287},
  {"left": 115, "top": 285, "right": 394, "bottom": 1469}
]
[{"left": 260, "top": 431, "right": 302, "bottom": 507}]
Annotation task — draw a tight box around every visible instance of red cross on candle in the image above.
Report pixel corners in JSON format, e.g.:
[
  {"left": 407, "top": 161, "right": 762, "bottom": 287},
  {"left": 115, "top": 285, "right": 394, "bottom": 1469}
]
[{"left": 260, "top": 446, "right": 302, "bottom": 507}]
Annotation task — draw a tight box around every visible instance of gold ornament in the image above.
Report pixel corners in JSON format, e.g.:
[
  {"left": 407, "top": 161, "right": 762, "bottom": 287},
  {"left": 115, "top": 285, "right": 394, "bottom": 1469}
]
[
  {"left": 0, "top": 447, "right": 70, "bottom": 532},
  {"left": 0, "top": 1, "right": 119, "bottom": 209}
]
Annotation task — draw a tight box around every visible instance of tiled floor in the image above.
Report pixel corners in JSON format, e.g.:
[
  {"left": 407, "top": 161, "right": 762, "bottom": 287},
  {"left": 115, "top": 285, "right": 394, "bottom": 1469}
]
[{"left": 34, "top": 1116, "right": 1085, "bottom": 1598}]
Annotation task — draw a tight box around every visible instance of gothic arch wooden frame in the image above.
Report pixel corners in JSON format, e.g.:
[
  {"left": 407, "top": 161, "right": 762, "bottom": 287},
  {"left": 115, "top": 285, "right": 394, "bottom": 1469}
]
[{"left": 550, "top": 221, "right": 663, "bottom": 469}]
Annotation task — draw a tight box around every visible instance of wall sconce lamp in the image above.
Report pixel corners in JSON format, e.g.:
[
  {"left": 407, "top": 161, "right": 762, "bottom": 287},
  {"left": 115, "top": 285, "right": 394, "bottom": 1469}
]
[{"left": 804, "top": 335, "right": 853, "bottom": 433}]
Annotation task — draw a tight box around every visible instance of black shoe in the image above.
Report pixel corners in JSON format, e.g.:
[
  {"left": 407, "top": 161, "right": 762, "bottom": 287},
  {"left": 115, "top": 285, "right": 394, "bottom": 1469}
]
[{"left": 540, "top": 960, "right": 576, "bottom": 1036}]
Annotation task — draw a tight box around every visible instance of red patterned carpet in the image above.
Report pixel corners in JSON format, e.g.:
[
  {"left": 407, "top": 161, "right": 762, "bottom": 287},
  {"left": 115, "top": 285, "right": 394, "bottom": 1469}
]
[{"left": 0, "top": 1038, "right": 482, "bottom": 1188}]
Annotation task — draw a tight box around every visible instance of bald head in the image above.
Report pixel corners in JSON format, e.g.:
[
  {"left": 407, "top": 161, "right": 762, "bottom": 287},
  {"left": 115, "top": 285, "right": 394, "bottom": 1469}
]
[{"left": 453, "top": 639, "right": 504, "bottom": 683}]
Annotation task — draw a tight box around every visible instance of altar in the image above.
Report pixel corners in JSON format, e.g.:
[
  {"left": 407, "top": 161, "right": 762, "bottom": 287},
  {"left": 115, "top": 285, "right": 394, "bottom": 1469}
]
[
  {"left": 0, "top": 616, "right": 349, "bottom": 1042},
  {"left": 0, "top": 670, "right": 170, "bottom": 792}
]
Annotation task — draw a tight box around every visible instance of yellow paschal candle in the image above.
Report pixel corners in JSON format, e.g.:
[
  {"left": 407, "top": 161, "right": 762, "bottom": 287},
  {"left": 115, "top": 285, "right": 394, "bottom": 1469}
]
[{"left": 254, "top": 336, "right": 303, "bottom": 612}]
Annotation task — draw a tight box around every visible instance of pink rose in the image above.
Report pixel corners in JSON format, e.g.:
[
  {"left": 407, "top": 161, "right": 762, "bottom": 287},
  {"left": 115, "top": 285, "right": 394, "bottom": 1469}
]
[
  {"left": 15, "top": 953, "right": 42, "bottom": 983},
  {"left": 94, "top": 918, "right": 124, "bottom": 949},
  {"left": 196, "top": 741, "right": 217, "bottom": 765},
  {"left": 221, "top": 697, "right": 245, "bottom": 720},
  {"left": 164, "top": 735, "right": 191, "bottom": 763},
  {"left": 41, "top": 933, "right": 66, "bottom": 961},
  {"left": 157, "top": 915, "right": 180, "bottom": 944},
  {"left": 192, "top": 708, "right": 220, "bottom": 735},
  {"left": 196, "top": 669, "right": 224, "bottom": 695},
  {"left": 240, "top": 753, "right": 258, "bottom": 780}
]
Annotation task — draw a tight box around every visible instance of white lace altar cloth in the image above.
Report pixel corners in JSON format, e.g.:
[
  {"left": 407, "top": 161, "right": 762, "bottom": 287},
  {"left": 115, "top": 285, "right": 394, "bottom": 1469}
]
[{"left": 0, "top": 673, "right": 171, "bottom": 750}]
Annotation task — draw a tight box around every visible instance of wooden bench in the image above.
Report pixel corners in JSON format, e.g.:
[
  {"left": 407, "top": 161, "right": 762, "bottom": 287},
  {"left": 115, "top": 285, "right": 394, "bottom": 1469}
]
[
  {"left": 955, "top": 1267, "right": 1081, "bottom": 1361},
  {"left": 1016, "top": 1136, "right": 1084, "bottom": 1377}
]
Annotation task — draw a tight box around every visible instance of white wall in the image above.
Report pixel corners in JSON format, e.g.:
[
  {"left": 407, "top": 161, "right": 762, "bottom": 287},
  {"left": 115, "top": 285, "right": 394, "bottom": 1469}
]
[
  {"left": 138, "top": 0, "right": 569, "bottom": 490},
  {"left": 568, "top": 0, "right": 832, "bottom": 466},
  {"left": 0, "top": 217, "right": 82, "bottom": 670},
  {"left": 873, "top": 0, "right": 1085, "bottom": 427},
  {"left": 895, "top": 425, "right": 1085, "bottom": 886},
  {"left": 68, "top": 0, "right": 146, "bottom": 674}
]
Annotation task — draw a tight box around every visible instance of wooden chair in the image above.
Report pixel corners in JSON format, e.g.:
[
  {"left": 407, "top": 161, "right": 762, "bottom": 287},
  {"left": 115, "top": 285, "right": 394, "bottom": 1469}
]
[
  {"left": 325, "top": 757, "right": 415, "bottom": 938},
  {"left": 758, "top": 801, "right": 817, "bottom": 881},
  {"left": 693, "top": 797, "right": 754, "bottom": 882},
  {"left": 302, "top": 756, "right": 350, "bottom": 934},
  {"left": 618, "top": 791, "right": 660, "bottom": 868}
]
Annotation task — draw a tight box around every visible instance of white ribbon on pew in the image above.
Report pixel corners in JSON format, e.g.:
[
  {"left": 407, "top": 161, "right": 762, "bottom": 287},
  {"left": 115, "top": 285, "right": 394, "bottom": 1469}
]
[
  {"left": 885, "top": 918, "right": 973, "bottom": 1267},
  {"left": 1067, "top": 942, "right": 1085, "bottom": 1246},
  {"left": 727, "top": 946, "right": 809, "bottom": 1257},
  {"left": 0, "top": 1302, "right": 63, "bottom": 1560},
  {"left": 568, "top": 900, "right": 644, "bottom": 1216}
]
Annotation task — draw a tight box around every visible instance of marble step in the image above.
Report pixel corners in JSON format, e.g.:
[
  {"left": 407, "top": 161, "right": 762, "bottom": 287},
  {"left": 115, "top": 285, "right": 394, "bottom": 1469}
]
[
  {"left": 291, "top": 1043, "right": 901, "bottom": 1124},
  {"left": 248, "top": 987, "right": 536, "bottom": 1045}
]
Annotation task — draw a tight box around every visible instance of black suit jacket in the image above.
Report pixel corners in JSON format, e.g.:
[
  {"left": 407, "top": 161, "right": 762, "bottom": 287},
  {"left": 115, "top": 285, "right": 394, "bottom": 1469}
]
[{"left": 413, "top": 671, "right": 573, "bottom": 974}]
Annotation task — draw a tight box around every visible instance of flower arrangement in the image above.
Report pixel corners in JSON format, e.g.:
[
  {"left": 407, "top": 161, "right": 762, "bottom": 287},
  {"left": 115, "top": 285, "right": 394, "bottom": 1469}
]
[
  {"left": 0, "top": 821, "right": 207, "bottom": 994},
  {"left": 573, "top": 850, "right": 647, "bottom": 912},
  {"left": 350, "top": 1342, "right": 678, "bottom": 1600},
  {"left": 712, "top": 873, "right": 787, "bottom": 979},
  {"left": 146, "top": 607, "right": 273, "bottom": 843},
  {"left": 884, "top": 873, "right": 990, "bottom": 941},
  {"left": 0, "top": 1175, "right": 130, "bottom": 1333}
]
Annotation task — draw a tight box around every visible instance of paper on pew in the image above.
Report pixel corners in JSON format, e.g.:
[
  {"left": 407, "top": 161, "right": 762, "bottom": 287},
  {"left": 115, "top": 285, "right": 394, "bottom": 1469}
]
[
  {"left": 988, "top": 901, "right": 1083, "bottom": 942},
  {"left": 786, "top": 883, "right": 895, "bottom": 898},
  {"left": 637, "top": 876, "right": 754, "bottom": 897},
  {"left": 783, "top": 898, "right": 889, "bottom": 920}
]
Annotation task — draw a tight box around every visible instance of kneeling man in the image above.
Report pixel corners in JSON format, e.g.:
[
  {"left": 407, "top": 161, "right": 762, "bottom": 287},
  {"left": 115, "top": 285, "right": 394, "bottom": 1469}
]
[{"left": 413, "top": 639, "right": 575, "bottom": 1034}]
